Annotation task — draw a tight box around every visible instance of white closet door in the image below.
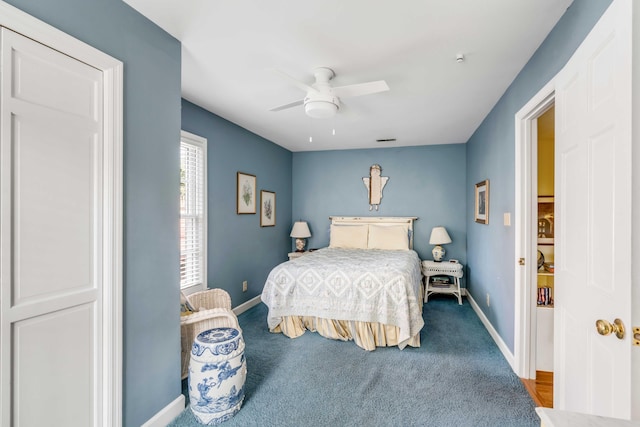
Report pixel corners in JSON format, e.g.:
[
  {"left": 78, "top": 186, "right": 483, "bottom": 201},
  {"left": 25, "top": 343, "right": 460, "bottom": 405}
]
[{"left": 1, "top": 28, "right": 104, "bottom": 425}]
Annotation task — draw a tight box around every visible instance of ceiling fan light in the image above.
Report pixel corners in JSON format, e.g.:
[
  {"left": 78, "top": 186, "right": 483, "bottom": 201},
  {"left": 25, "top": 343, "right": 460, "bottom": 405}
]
[{"left": 305, "top": 101, "right": 338, "bottom": 119}]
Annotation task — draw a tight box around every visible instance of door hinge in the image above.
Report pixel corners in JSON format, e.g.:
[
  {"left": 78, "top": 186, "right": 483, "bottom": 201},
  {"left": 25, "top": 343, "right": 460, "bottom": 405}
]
[
  {"left": 633, "top": 327, "right": 640, "bottom": 347},
  {"left": 518, "top": 257, "right": 525, "bottom": 266}
]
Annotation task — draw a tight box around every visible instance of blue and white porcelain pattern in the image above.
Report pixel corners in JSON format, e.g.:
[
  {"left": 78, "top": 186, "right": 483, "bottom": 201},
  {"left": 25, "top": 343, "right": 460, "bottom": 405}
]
[
  {"left": 189, "top": 327, "right": 246, "bottom": 425},
  {"left": 431, "top": 245, "right": 446, "bottom": 262}
]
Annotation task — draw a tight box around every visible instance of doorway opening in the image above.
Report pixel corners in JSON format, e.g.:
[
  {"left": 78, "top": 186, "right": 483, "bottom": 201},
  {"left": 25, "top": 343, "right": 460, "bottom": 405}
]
[
  {"left": 513, "top": 80, "right": 555, "bottom": 408},
  {"left": 521, "top": 105, "right": 555, "bottom": 408}
]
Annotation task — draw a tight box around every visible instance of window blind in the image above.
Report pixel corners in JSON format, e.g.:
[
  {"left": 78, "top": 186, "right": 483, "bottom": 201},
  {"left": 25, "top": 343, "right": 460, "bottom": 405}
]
[{"left": 180, "top": 133, "right": 207, "bottom": 290}]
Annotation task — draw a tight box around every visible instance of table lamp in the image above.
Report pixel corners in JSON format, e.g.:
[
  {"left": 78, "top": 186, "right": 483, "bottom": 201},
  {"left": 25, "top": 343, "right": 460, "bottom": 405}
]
[
  {"left": 429, "top": 226, "right": 451, "bottom": 262},
  {"left": 290, "top": 221, "right": 311, "bottom": 252}
]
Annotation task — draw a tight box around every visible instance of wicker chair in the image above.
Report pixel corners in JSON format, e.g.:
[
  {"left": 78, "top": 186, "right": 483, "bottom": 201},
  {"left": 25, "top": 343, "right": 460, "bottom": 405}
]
[{"left": 180, "top": 289, "right": 240, "bottom": 379}]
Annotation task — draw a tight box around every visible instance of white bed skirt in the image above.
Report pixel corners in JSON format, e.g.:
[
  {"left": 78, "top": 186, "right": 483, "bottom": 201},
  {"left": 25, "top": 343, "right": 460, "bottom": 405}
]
[
  {"left": 271, "top": 315, "right": 421, "bottom": 350},
  {"left": 268, "top": 285, "right": 424, "bottom": 351}
]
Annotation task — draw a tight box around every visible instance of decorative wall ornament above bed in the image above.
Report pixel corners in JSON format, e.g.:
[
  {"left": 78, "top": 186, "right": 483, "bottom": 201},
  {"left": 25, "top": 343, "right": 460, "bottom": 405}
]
[{"left": 362, "top": 164, "right": 388, "bottom": 211}]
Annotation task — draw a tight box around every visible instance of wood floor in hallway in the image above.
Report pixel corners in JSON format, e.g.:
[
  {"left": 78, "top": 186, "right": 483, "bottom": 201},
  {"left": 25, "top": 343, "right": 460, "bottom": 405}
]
[{"left": 521, "top": 371, "right": 553, "bottom": 408}]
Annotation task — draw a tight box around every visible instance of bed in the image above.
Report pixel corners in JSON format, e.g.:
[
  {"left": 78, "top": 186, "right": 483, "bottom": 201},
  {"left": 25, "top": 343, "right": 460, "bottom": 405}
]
[{"left": 261, "top": 216, "right": 424, "bottom": 350}]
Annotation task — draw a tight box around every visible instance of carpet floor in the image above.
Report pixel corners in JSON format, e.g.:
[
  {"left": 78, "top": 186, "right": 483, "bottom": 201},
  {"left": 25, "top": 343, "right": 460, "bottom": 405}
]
[{"left": 169, "top": 295, "right": 539, "bottom": 427}]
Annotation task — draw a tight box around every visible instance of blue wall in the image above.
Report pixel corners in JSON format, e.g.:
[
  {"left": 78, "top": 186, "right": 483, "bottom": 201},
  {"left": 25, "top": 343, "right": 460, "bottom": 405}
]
[
  {"left": 465, "top": 0, "right": 612, "bottom": 352},
  {"left": 5, "top": 0, "right": 182, "bottom": 425},
  {"left": 292, "top": 144, "right": 467, "bottom": 267},
  {"left": 181, "top": 100, "right": 293, "bottom": 304}
]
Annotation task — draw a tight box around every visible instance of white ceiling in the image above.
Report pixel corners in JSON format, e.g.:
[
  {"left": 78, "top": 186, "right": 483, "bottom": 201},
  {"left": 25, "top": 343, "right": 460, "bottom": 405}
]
[{"left": 124, "top": 0, "right": 572, "bottom": 152}]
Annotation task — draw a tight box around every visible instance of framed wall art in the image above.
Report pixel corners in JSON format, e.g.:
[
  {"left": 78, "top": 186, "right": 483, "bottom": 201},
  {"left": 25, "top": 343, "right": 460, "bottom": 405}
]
[
  {"left": 474, "top": 179, "right": 489, "bottom": 224},
  {"left": 237, "top": 172, "right": 256, "bottom": 214},
  {"left": 537, "top": 196, "right": 554, "bottom": 245},
  {"left": 260, "top": 190, "right": 276, "bottom": 227}
]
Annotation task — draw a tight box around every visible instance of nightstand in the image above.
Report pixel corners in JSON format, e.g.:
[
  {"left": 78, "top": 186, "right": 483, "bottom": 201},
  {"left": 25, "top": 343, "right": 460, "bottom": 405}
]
[
  {"left": 422, "top": 260, "right": 464, "bottom": 305},
  {"left": 288, "top": 251, "right": 307, "bottom": 260}
]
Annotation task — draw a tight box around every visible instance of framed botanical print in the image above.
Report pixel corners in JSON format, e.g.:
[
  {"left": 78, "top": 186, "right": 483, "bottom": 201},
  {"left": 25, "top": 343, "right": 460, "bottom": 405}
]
[
  {"left": 475, "top": 179, "right": 489, "bottom": 224},
  {"left": 260, "top": 190, "right": 276, "bottom": 227},
  {"left": 237, "top": 172, "right": 256, "bottom": 214}
]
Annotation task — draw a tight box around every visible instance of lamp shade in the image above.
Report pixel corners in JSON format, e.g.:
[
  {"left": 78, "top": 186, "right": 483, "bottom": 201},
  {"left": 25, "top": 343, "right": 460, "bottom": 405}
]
[
  {"left": 290, "top": 221, "right": 311, "bottom": 238},
  {"left": 429, "top": 226, "right": 452, "bottom": 245}
]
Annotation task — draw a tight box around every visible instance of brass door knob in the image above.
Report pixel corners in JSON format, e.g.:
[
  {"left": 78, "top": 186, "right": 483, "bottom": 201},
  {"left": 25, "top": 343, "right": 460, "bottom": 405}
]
[{"left": 595, "top": 318, "right": 625, "bottom": 340}]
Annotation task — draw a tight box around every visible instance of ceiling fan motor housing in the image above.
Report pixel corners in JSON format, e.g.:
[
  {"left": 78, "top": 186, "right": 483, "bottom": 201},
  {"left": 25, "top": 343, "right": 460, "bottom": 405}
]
[{"left": 304, "top": 93, "right": 339, "bottom": 118}]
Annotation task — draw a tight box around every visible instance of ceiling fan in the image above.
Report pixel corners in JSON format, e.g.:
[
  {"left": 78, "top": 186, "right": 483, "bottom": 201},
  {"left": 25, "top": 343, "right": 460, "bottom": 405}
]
[{"left": 269, "top": 67, "right": 389, "bottom": 119}]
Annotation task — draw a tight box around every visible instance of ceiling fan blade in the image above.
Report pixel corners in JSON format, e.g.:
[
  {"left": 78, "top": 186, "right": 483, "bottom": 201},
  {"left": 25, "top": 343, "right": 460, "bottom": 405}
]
[
  {"left": 269, "top": 99, "right": 304, "bottom": 112},
  {"left": 273, "top": 69, "right": 319, "bottom": 94},
  {"left": 333, "top": 80, "right": 389, "bottom": 99}
]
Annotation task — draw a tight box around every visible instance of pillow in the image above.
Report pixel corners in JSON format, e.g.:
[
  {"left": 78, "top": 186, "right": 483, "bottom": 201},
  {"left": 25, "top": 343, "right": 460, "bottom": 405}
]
[
  {"left": 180, "top": 290, "right": 195, "bottom": 314},
  {"left": 367, "top": 224, "right": 409, "bottom": 250},
  {"left": 329, "top": 224, "right": 369, "bottom": 249}
]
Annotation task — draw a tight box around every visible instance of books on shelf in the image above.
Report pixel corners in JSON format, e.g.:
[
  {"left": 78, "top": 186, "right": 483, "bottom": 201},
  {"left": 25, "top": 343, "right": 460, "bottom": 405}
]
[
  {"left": 537, "top": 287, "right": 553, "bottom": 306},
  {"left": 431, "top": 283, "right": 451, "bottom": 288},
  {"left": 430, "top": 275, "right": 451, "bottom": 288}
]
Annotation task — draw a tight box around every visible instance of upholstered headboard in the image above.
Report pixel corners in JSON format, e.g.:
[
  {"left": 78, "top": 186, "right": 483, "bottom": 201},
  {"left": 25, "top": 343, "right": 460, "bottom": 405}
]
[{"left": 328, "top": 216, "right": 418, "bottom": 249}]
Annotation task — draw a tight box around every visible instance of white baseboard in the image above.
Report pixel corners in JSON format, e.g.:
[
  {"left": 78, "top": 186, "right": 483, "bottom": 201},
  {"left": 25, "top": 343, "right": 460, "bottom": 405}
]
[
  {"left": 141, "top": 394, "right": 185, "bottom": 427},
  {"left": 233, "top": 295, "right": 261, "bottom": 315},
  {"left": 466, "top": 292, "right": 515, "bottom": 370}
]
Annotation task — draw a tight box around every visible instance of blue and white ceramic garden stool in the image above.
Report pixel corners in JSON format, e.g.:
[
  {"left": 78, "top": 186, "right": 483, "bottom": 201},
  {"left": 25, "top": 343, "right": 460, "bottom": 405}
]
[{"left": 189, "top": 327, "right": 246, "bottom": 424}]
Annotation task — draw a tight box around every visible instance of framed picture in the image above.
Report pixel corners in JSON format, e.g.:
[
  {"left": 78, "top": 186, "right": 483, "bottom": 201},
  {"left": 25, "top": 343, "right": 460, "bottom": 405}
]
[
  {"left": 474, "top": 179, "right": 489, "bottom": 224},
  {"left": 237, "top": 172, "right": 256, "bottom": 214},
  {"left": 260, "top": 190, "right": 276, "bottom": 227},
  {"left": 537, "top": 196, "right": 554, "bottom": 245}
]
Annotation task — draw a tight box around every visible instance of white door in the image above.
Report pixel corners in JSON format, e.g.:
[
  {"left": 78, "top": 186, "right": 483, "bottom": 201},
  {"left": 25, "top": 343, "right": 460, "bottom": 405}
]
[
  {"left": 553, "top": 0, "right": 632, "bottom": 417},
  {"left": 0, "top": 28, "right": 104, "bottom": 425}
]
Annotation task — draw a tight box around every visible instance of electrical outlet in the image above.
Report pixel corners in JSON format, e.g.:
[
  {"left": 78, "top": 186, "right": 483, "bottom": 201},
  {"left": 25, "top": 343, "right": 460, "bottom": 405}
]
[
  {"left": 242, "top": 280, "right": 248, "bottom": 292},
  {"left": 486, "top": 293, "right": 490, "bottom": 307}
]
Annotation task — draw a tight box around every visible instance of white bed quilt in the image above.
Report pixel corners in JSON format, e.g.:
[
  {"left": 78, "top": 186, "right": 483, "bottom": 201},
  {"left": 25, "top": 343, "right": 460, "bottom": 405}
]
[{"left": 261, "top": 248, "right": 424, "bottom": 348}]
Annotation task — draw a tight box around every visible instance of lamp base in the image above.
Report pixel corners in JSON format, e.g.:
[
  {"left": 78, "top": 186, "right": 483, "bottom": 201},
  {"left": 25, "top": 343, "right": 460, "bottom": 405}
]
[
  {"left": 295, "top": 238, "right": 306, "bottom": 252},
  {"left": 432, "top": 245, "right": 445, "bottom": 262}
]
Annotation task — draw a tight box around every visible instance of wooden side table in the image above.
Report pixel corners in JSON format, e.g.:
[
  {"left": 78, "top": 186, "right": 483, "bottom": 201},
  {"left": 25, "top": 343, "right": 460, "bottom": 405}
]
[{"left": 422, "top": 260, "right": 464, "bottom": 305}]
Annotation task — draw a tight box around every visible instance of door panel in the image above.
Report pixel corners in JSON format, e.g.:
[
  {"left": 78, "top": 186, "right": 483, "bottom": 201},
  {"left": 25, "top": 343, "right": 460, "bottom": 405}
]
[
  {"left": 554, "top": 0, "right": 632, "bottom": 417},
  {"left": 13, "top": 304, "right": 95, "bottom": 426},
  {"left": 589, "top": 130, "right": 614, "bottom": 292},
  {"left": 556, "top": 308, "right": 588, "bottom": 410},
  {"left": 11, "top": 38, "right": 100, "bottom": 119},
  {"left": 12, "top": 112, "right": 98, "bottom": 305},
  {"left": 590, "top": 338, "right": 615, "bottom": 416}
]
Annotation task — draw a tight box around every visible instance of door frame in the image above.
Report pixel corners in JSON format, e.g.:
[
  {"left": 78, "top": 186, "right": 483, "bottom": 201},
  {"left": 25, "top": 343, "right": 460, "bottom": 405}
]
[
  {"left": 514, "top": 79, "right": 555, "bottom": 379},
  {"left": 0, "top": 2, "right": 123, "bottom": 425}
]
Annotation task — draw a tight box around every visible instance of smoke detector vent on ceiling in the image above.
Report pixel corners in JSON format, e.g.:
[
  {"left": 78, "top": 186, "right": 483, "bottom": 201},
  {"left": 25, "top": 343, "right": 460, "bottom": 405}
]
[{"left": 376, "top": 138, "right": 396, "bottom": 143}]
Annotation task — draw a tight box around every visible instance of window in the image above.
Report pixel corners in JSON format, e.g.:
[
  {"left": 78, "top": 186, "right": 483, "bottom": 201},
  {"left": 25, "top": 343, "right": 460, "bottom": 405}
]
[{"left": 180, "top": 131, "right": 207, "bottom": 292}]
